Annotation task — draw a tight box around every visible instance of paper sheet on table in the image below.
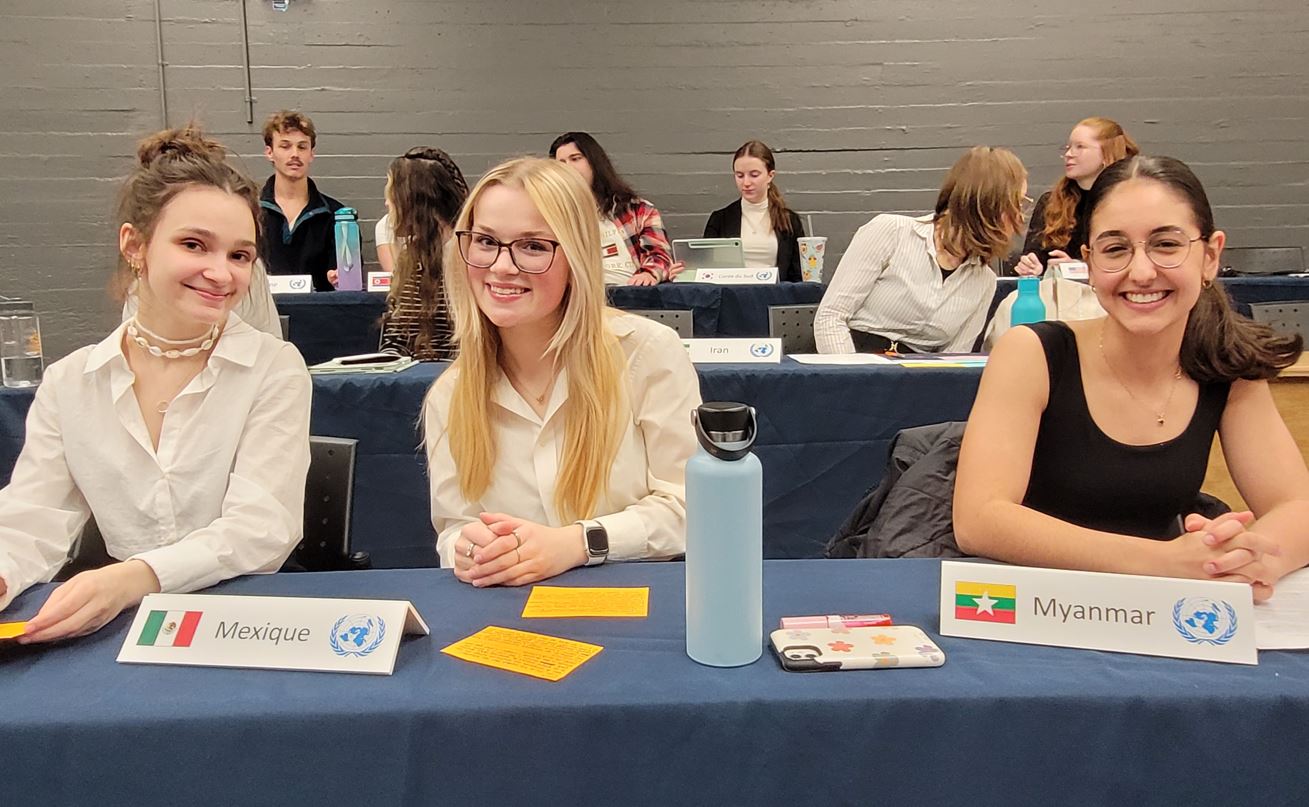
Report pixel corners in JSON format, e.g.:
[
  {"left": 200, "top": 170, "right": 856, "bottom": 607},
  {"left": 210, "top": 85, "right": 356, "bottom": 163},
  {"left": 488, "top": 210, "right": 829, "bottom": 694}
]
[
  {"left": 521, "top": 586, "right": 649, "bottom": 618},
  {"left": 0, "top": 622, "right": 26, "bottom": 640},
  {"left": 441, "top": 626, "right": 603, "bottom": 681},
  {"left": 1256, "top": 568, "right": 1309, "bottom": 649},
  {"left": 789, "top": 353, "right": 894, "bottom": 365}
]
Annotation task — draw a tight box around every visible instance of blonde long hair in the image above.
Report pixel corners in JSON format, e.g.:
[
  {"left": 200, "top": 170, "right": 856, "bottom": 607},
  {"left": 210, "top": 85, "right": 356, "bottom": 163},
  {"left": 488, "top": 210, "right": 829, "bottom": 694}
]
[
  {"left": 439, "top": 157, "right": 626, "bottom": 522},
  {"left": 933, "top": 146, "right": 1028, "bottom": 263}
]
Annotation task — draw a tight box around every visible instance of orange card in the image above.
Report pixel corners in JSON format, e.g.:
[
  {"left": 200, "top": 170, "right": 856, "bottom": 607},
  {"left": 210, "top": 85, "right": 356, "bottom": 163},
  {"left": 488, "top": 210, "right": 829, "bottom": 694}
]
[
  {"left": 441, "top": 626, "right": 603, "bottom": 682},
  {"left": 0, "top": 622, "right": 27, "bottom": 640},
  {"left": 521, "top": 586, "right": 649, "bottom": 619}
]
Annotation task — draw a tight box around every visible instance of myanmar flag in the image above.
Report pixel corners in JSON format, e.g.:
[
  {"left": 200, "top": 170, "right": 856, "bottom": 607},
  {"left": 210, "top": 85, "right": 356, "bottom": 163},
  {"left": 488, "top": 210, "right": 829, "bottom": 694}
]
[
  {"left": 955, "top": 582, "right": 1016, "bottom": 624},
  {"left": 137, "top": 610, "right": 202, "bottom": 647}
]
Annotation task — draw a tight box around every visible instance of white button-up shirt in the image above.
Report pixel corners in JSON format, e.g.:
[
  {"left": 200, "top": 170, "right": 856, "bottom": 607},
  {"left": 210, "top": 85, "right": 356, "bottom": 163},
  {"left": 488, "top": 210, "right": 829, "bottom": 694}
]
[
  {"left": 814, "top": 214, "right": 997, "bottom": 353},
  {"left": 425, "top": 313, "right": 701, "bottom": 566},
  {"left": 0, "top": 314, "right": 311, "bottom": 613}
]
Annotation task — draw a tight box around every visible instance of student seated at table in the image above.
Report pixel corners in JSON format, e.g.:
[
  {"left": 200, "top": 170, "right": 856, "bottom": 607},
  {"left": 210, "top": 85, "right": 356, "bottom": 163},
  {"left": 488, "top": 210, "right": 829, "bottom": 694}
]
[
  {"left": 703, "top": 140, "right": 806, "bottom": 281},
  {"left": 377, "top": 147, "right": 468, "bottom": 361},
  {"left": 258, "top": 110, "right": 346, "bottom": 291},
  {"left": 1014, "top": 117, "right": 1139, "bottom": 277},
  {"left": 0, "top": 125, "right": 312, "bottom": 638},
  {"left": 955, "top": 155, "right": 1309, "bottom": 601},
  {"left": 549, "top": 131, "right": 678, "bottom": 286},
  {"left": 814, "top": 146, "right": 1028, "bottom": 354},
  {"left": 424, "top": 157, "right": 701, "bottom": 585}
]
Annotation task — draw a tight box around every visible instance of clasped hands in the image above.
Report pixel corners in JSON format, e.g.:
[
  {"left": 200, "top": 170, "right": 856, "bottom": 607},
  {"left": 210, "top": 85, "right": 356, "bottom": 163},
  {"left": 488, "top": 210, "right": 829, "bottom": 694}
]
[
  {"left": 452, "top": 512, "right": 587, "bottom": 587},
  {"left": 1170, "top": 510, "right": 1282, "bottom": 602}
]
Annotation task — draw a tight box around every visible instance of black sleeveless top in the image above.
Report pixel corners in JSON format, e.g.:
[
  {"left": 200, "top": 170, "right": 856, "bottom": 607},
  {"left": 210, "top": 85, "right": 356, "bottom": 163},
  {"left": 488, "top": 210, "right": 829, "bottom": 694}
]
[{"left": 1021, "top": 322, "right": 1230, "bottom": 539}]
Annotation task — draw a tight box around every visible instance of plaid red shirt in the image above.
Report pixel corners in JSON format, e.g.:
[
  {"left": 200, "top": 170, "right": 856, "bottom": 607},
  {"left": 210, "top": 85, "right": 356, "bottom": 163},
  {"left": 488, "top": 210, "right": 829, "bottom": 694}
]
[{"left": 612, "top": 198, "right": 673, "bottom": 281}]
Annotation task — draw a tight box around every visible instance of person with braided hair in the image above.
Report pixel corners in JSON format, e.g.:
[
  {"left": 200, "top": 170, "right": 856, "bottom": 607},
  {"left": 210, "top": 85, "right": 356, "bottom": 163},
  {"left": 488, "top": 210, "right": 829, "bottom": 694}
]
[
  {"left": 378, "top": 147, "right": 468, "bottom": 360},
  {"left": 0, "top": 124, "right": 311, "bottom": 640}
]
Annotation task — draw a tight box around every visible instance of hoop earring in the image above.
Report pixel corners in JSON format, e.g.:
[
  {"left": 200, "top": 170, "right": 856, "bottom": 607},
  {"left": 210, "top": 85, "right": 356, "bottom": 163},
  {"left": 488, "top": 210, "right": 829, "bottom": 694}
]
[{"left": 1202, "top": 278, "right": 1214, "bottom": 290}]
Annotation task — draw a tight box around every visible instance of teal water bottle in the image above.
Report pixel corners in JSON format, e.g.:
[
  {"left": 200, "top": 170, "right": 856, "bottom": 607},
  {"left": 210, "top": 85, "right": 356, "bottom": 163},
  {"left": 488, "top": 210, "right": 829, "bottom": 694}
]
[
  {"left": 1010, "top": 276, "right": 1046, "bottom": 326},
  {"left": 685, "top": 401, "right": 763, "bottom": 667},
  {"left": 333, "top": 208, "right": 363, "bottom": 291}
]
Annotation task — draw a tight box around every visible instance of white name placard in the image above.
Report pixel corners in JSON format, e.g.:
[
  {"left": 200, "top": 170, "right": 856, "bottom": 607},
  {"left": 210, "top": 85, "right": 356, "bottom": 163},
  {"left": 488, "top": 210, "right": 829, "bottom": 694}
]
[
  {"left": 683, "top": 338, "right": 782, "bottom": 364},
  {"left": 693, "top": 267, "right": 779, "bottom": 285},
  {"left": 117, "top": 592, "right": 430, "bottom": 675},
  {"left": 267, "top": 274, "right": 314, "bottom": 294},
  {"left": 367, "top": 271, "right": 393, "bottom": 292},
  {"left": 939, "top": 561, "right": 1256, "bottom": 664}
]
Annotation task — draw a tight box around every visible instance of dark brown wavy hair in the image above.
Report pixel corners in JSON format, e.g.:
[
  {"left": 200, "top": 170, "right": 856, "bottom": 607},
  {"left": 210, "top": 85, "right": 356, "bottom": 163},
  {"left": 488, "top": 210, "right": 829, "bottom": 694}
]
[
  {"left": 548, "top": 131, "right": 639, "bottom": 218},
  {"left": 1083, "top": 155, "right": 1301, "bottom": 382},
  {"left": 383, "top": 147, "right": 468, "bottom": 356},
  {"left": 733, "top": 140, "right": 795, "bottom": 235},
  {"left": 1040, "top": 117, "right": 1139, "bottom": 250}
]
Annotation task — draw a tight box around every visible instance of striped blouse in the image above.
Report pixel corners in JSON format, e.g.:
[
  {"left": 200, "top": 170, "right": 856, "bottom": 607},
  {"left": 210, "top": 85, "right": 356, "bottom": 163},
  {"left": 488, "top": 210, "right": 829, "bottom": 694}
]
[
  {"left": 378, "top": 268, "right": 456, "bottom": 361},
  {"left": 814, "top": 214, "right": 996, "bottom": 353}
]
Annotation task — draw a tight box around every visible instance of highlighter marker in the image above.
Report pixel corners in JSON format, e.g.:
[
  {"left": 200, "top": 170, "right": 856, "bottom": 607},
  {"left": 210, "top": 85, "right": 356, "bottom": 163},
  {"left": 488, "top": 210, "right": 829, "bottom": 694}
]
[{"left": 779, "top": 614, "right": 893, "bottom": 630}]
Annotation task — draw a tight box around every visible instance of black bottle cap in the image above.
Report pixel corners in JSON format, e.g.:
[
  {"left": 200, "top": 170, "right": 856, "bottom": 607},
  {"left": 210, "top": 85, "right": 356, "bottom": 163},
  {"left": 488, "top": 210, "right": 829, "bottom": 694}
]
[{"left": 692, "top": 401, "right": 757, "bottom": 461}]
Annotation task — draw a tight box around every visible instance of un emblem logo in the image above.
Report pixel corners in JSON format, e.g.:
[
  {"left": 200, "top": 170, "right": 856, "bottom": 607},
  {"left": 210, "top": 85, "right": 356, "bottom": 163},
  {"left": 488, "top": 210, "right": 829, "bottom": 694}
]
[
  {"left": 1172, "top": 597, "right": 1238, "bottom": 646},
  {"left": 329, "top": 614, "right": 387, "bottom": 657},
  {"left": 755, "top": 271, "right": 774, "bottom": 281},
  {"left": 289, "top": 278, "right": 308, "bottom": 291},
  {"left": 750, "top": 343, "right": 775, "bottom": 358}
]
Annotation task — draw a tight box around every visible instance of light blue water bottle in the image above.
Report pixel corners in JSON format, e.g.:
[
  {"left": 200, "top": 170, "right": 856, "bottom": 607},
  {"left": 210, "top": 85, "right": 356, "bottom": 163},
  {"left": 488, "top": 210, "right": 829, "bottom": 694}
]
[
  {"left": 1010, "top": 276, "right": 1046, "bottom": 326},
  {"left": 685, "top": 401, "right": 763, "bottom": 667},
  {"left": 333, "top": 208, "right": 363, "bottom": 291}
]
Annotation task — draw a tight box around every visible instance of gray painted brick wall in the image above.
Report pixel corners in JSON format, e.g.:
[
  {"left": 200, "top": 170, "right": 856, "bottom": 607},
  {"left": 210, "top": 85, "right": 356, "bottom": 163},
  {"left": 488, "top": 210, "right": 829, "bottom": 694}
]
[{"left": 3, "top": 0, "right": 1306, "bottom": 358}]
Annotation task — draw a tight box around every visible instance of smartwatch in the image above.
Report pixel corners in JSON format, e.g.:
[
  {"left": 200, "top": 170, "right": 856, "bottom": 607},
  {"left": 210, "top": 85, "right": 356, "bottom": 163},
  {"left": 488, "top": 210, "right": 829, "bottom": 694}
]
[{"left": 578, "top": 520, "right": 609, "bottom": 566}]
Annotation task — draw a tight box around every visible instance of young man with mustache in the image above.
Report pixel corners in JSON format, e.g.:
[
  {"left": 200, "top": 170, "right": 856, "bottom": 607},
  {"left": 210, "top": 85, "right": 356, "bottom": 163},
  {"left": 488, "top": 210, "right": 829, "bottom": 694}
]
[{"left": 258, "top": 110, "right": 346, "bottom": 291}]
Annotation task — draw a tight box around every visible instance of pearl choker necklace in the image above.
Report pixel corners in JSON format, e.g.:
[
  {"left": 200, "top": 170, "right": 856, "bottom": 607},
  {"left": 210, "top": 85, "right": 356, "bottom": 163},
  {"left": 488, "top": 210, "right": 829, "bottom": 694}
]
[{"left": 127, "top": 318, "right": 219, "bottom": 359}]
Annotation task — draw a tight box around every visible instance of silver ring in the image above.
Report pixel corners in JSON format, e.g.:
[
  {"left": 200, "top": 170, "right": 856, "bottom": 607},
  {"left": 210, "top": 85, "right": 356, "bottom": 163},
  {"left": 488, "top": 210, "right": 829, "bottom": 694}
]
[
  {"left": 514, "top": 548, "right": 522, "bottom": 566},
  {"left": 465, "top": 541, "right": 475, "bottom": 559},
  {"left": 512, "top": 529, "right": 523, "bottom": 549}
]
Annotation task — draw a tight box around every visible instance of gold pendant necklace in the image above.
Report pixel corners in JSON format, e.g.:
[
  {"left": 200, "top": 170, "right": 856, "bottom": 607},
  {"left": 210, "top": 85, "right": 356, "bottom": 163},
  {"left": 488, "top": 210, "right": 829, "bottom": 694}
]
[{"left": 1098, "top": 331, "right": 1182, "bottom": 426}]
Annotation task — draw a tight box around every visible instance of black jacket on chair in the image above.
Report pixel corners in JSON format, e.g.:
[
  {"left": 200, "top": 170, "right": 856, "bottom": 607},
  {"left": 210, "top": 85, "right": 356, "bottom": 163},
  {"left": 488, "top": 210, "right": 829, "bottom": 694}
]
[{"left": 703, "top": 201, "right": 805, "bottom": 282}]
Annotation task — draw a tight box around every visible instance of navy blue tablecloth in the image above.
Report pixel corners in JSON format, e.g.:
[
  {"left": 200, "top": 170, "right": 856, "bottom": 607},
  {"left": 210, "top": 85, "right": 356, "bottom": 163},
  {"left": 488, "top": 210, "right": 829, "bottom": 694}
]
[
  {"left": 1, "top": 559, "right": 1304, "bottom": 807},
  {"left": 0, "top": 360, "right": 981, "bottom": 567},
  {"left": 276, "top": 282, "right": 827, "bottom": 363}
]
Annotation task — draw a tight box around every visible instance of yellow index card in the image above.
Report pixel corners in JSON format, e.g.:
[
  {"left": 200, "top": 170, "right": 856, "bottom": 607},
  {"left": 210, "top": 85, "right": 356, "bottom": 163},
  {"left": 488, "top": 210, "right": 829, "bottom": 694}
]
[
  {"left": 0, "top": 622, "right": 27, "bottom": 640},
  {"left": 441, "top": 626, "right": 603, "bottom": 682},
  {"left": 521, "top": 586, "right": 650, "bottom": 619}
]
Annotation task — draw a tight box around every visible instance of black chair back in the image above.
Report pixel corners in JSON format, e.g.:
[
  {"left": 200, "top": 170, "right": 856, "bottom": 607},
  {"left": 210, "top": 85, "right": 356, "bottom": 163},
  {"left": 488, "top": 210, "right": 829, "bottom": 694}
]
[
  {"left": 1221, "top": 246, "right": 1305, "bottom": 276},
  {"left": 768, "top": 304, "right": 818, "bottom": 354},
  {"left": 629, "top": 309, "right": 692, "bottom": 338},
  {"left": 1248, "top": 301, "right": 1309, "bottom": 340},
  {"left": 287, "top": 436, "right": 371, "bottom": 571}
]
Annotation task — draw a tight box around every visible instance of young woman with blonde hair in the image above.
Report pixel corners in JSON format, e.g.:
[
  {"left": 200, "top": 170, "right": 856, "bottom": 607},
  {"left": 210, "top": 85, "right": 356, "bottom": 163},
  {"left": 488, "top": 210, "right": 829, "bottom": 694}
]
[
  {"left": 1015, "top": 117, "right": 1139, "bottom": 276},
  {"left": 424, "top": 157, "right": 700, "bottom": 585},
  {"left": 814, "top": 146, "right": 1029, "bottom": 353}
]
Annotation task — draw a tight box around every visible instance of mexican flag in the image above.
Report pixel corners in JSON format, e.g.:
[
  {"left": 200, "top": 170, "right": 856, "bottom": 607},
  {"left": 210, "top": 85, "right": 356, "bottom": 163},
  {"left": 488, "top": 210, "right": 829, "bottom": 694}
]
[
  {"left": 955, "top": 581, "right": 1016, "bottom": 624},
  {"left": 137, "top": 610, "right": 202, "bottom": 647}
]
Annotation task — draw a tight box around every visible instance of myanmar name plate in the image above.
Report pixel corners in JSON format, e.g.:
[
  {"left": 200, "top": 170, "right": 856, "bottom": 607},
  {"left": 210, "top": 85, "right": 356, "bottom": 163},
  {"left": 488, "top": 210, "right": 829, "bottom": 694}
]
[
  {"left": 117, "top": 592, "right": 429, "bottom": 675},
  {"left": 938, "top": 561, "right": 1256, "bottom": 664}
]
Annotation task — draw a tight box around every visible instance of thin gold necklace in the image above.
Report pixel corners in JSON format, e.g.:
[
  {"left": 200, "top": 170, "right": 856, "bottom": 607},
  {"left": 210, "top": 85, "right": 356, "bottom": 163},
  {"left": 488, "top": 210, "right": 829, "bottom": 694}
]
[
  {"left": 1098, "top": 330, "right": 1183, "bottom": 427},
  {"left": 504, "top": 365, "right": 553, "bottom": 405}
]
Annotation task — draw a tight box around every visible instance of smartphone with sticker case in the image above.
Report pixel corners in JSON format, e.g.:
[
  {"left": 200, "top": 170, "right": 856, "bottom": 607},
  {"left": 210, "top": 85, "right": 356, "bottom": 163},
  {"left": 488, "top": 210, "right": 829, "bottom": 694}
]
[{"left": 769, "top": 625, "right": 946, "bottom": 672}]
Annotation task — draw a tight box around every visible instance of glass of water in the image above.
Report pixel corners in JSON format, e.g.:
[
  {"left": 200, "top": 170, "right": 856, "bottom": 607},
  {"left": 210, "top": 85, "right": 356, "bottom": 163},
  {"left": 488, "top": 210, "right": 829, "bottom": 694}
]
[{"left": 1, "top": 314, "right": 44, "bottom": 388}]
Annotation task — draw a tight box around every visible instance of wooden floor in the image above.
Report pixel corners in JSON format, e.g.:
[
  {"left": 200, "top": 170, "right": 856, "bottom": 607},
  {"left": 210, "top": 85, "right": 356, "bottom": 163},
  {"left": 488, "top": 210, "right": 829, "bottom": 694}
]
[{"left": 1204, "top": 353, "right": 1309, "bottom": 509}]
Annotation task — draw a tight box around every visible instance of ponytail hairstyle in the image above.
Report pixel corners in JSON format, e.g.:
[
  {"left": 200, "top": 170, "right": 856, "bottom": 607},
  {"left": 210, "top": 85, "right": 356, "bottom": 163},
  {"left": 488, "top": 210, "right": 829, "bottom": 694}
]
[
  {"left": 114, "top": 123, "right": 260, "bottom": 298},
  {"left": 383, "top": 146, "right": 468, "bottom": 356},
  {"left": 1041, "top": 117, "right": 1139, "bottom": 250},
  {"left": 1083, "top": 155, "right": 1301, "bottom": 382},
  {"left": 733, "top": 140, "right": 795, "bottom": 235},
  {"left": 934, "top": 146, "right": 1028, "bottom": 263},
  {"left": 547, "top": 131, "right": 639, "bottom": 219}
]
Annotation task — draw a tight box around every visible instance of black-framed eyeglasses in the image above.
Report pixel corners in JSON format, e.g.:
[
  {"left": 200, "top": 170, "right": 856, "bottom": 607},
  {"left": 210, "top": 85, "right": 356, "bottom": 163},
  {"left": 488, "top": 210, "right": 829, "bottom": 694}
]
[
  {"left": 455, "top": 230, "right": 561, "bottom": 274},
  {"left": 1089, "top": 229, "right": 1205, "bottom": 273}
]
